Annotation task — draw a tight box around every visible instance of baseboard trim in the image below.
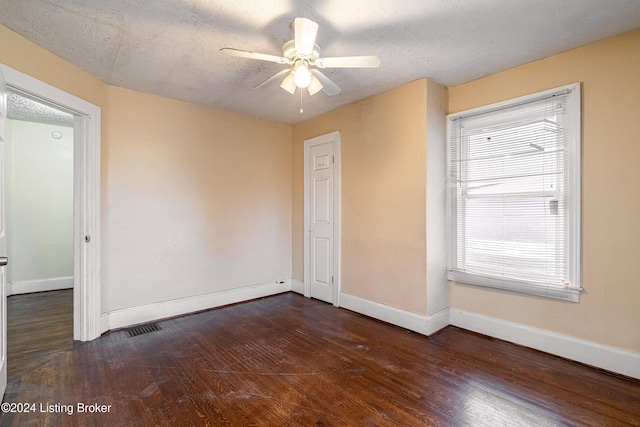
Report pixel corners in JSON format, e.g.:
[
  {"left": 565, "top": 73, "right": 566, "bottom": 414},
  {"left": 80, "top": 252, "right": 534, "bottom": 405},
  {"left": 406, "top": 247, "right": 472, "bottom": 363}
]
[
  {"left": 339, "top": 292, "right": 448, "bottom": 336},
  {"left": 8, "top": 277, "right": 73, "bottom": 296},
  {"left": 102, "top": 282, "right": 638, "bottom": 380},
  {"left": 291, "top": 279, "right": 304, "bottom": 295},
  {"left": 100, "top": 313, "right": 110, "bottom": 335},
  {"left": 107, "top": 280, "right": 291, "bottom": 331},
  {"left": 450, "top": 309, "right": 640, "bottom": 380},
  {"left": 425, "top": 307, "right": 451, "bottom": 335}
]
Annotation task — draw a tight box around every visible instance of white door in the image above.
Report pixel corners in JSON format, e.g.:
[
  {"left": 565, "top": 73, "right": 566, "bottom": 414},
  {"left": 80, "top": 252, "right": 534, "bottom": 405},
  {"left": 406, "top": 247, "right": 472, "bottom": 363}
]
[
  {"left": 0, "top": 66, "right": 8, "bottom": 397},
  {"left": 304, "top": 132, "right": 340, "bottom": 304}
]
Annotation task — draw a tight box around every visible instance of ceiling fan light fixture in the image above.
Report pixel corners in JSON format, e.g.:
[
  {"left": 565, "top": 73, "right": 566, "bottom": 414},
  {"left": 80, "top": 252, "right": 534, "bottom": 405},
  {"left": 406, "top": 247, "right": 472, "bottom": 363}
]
[
  {"left": 280, "top": 73, "right": 297, "bottom": 94},
  {"left": 307, "top": 74, "right": 323, "bottom": 96},
  {"left": 293, "top": 61, "right": 311, "bottom": 88},
  {"left": 221, "top": 17, "right": 380, "bottom": 100}
]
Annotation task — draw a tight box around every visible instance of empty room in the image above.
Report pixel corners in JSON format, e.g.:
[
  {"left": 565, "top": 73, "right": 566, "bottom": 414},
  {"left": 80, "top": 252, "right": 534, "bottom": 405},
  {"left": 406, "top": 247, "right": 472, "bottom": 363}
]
[{"left": 0, "top": 1, "right": 639, "bottom": 425}]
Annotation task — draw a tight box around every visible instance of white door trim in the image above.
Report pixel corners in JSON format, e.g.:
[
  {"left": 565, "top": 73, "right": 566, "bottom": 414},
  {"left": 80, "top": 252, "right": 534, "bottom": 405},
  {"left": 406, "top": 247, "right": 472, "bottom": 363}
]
[
  {"left": 303, "top": 131, "right": 341, "bottom": 306},
  {"left": 1, "top": 63, "right": 101, "bottom": 342}
]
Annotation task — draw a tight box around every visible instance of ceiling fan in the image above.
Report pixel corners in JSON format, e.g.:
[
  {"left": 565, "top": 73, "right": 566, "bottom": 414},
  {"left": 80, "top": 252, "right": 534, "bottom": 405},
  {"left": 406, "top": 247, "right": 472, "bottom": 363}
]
[{"left": 220, "top": 18, "right": 380, "bottom": 97}]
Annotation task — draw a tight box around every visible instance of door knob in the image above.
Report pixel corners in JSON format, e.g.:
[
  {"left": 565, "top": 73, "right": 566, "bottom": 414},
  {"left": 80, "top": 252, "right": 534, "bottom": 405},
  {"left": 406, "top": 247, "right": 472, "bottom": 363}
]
[{"left": 0, "top": 257, "right": 7, "bottom": 266}]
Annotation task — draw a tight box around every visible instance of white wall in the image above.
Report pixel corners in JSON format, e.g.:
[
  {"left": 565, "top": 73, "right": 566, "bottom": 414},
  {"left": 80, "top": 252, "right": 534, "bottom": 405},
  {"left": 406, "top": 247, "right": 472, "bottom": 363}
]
[{"left": 6, "top": 119, "right": 74, "bottom": 293}]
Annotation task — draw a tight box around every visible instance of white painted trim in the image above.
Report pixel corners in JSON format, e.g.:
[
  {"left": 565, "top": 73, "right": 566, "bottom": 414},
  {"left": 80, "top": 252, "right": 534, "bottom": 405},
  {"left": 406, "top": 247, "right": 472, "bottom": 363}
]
[
  {"left": 291, "top": 279, "right": 304, "bottom": 294},
  {"left": 0, "top": 64, "right": 7, "bottom": 400},
  {"left": 425, "top": 79, "right": 449, "bottom": 317},
  {"left": 424, "top": 307, "right": 451, "bottom": 335},
  {"left": 450, "top": 309, "right": 640, "bottom": 380},
  {"left": 107, "top": 281, "right": 290, "bottom": 330},
  {"left": 339, "top": 292, "right": 449, "bottom": 336},
  {"left": 446, "top": 83, "right": 582, "bottom": 303},
  {"left": 100, "top": 313, "right": 109, "bottom": 335},
  {"left": 72, "top": 100, "right": 101, "bottom": 342},
  {"left": 336, "top": 294, "right": 639, "bottom": 379},
  {"left": 303, "top": 131, "right": 341, "bottom": 306},
  {"left": 7, "top": 277, "right": 73, "bottom": 296},
  {"left": 1, "top": 63, "right": 102, "bottom": 342}
]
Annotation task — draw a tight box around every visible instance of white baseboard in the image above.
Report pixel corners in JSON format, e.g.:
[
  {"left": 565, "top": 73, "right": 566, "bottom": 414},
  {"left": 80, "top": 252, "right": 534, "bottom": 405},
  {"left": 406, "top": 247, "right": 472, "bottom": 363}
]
[
  {"left": 339, "top": 292, "right": 449, "bottom": 336},
  {"left": 100, "top": 313, "right": 110, "bottom": 335},
  {"left": 102, "top": 280, "right": 639, "bottom": 380},
  {"left": 450, "top": 309, "right": 640, "bottom": 380},
  {"left": 107, "top": 280, "right": 291, "bottom": 331},
  {"left": 291, "top": 279, "right": 304, "bottom": 294},
  {"left": 8, "top": 276, "right": 73, "bottom": 296},
  {"left": 425, "top": 307, "right": 451, "bottom": 335}
]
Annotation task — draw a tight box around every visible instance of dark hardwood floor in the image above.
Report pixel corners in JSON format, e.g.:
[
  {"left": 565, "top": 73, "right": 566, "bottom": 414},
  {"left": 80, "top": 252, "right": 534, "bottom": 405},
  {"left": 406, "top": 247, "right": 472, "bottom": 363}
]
[
  {"left": 1, "top": 291, "right": 639, "bottom": 426},
  {"left": 6, "top": 290, "right": 75, "bottom": 380}
]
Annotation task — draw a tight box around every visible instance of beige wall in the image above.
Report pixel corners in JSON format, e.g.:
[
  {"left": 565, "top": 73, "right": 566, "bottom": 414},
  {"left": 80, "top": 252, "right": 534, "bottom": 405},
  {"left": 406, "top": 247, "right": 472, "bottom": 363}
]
[
  {"left": 448, "top": 29, "right": 640, "bottom": 352},
  {"left": 0, "top": 26, "right": 110, "bottom": 248},
  {"left": 1, "top": 25, "right": 293, "bottom": 313},
  {"left": 4, "top": 21, "right": 639, "bottom": 352},
  {"left": 1, "top": 25, "right": 109, "bottom": 309},
  {"left": 292, "top": 80, "right": 429, "bottom": 315},
  {"left": 0, "top": 26, "right": 108, "bottom": 111},
  {"left": 105, "top": 87, "right": 292, "bottom": 310}
]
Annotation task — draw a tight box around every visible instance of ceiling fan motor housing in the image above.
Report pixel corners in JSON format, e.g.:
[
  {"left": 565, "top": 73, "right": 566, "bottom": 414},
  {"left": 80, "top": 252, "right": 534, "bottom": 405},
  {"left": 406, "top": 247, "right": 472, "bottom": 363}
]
[{"left": 282, "top": 40, "right": 321, "bottom": 63}]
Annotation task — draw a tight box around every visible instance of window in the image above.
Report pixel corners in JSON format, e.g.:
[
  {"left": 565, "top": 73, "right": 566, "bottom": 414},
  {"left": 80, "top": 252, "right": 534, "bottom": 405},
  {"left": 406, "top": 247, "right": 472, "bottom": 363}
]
[{"left": 446, "top": 83, "right": 582, "bottom": 301}]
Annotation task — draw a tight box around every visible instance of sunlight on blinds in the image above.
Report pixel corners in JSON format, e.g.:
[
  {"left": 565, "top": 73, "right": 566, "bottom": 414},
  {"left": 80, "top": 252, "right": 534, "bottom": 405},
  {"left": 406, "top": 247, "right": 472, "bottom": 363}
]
[{"left": 447, "top": 84, "right": 581, "bottom": 301}]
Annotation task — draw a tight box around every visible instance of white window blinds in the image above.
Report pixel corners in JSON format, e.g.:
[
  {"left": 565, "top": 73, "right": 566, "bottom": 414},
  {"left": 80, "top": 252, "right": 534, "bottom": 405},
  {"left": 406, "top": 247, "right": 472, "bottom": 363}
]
[{"left": 446, "top": 83, "right": 582, "bottom": 301}]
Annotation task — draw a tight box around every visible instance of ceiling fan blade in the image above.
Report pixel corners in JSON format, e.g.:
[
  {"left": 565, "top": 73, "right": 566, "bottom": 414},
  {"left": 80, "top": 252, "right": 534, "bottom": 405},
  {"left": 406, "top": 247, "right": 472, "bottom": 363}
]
[
  {"left": 254, "top": 69, "right": 291, "bottom": 89},
  {"left": 294, "top": 18, "right": 319, "bottom": 56},
  {"left": 220, "top": 47, "right": 290, "bottom": 64},
  {"left": 307, "top": 74, "right": 323, "bottom": 96},
  {"left": 311, "top": 69, "right": 341, "bottom": 96},
  {"left": 315, "top": 55, "right": 381, "bottom": 68},
  {"left": 280, "top": 73, "right": 297, "bottom": 94}
]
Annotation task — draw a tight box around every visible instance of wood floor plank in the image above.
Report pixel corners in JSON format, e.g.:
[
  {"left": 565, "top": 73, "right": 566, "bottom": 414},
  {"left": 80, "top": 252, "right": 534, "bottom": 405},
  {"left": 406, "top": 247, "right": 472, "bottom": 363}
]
[
  {"left": 6, "top": 290, "right": 75, "bottom": 380},
  {"left": 1, "top": 291, "right": 639, "bottom": 426}
]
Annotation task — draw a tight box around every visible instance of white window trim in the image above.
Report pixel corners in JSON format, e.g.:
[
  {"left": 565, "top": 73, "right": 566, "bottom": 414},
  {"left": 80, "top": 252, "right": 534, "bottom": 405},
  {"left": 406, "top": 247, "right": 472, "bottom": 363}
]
[{"left": 446, "top": 83, "right": 582, "bottom": 302}]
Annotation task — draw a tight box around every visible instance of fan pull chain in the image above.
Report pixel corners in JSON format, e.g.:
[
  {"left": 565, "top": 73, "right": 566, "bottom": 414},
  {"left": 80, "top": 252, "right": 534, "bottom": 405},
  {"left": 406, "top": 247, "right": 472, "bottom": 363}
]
[{"left": 300, "top": 88, "right": 304, "bottom": 114}]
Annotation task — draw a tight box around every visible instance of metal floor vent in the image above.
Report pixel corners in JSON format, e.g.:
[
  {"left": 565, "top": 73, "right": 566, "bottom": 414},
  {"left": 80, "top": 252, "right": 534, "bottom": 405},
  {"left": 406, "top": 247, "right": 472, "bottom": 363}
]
[{"left": 127, "top": 323, "right": 161, "bottom": 337}]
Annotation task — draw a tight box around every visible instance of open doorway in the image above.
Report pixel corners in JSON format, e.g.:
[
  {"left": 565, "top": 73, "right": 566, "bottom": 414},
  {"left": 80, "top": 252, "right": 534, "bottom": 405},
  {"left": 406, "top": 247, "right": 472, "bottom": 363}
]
[
  {"left": 0, "top": 63, "right": 101, "bottom": 344},
  {"left": 6, "top": 90, "right": 74, "bottom": 295},
  {"left": 5, "top": 91, "right": 75, "bottom": 379}
]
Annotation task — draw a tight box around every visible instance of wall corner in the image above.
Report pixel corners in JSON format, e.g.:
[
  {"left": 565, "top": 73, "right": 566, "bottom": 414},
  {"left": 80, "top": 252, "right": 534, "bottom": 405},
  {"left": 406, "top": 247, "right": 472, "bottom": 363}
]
[{"left": 425, "top": 78, "right": 449, "bottom": 316}]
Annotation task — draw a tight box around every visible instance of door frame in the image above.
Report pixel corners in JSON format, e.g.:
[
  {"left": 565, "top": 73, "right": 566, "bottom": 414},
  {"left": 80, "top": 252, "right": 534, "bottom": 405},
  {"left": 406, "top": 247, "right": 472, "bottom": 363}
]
[
  {"left": 303, "top": 131, "right": 341, "bottom": 306},
  {"left": 1, "top": 63, "right": 101, "bottom": 342}
]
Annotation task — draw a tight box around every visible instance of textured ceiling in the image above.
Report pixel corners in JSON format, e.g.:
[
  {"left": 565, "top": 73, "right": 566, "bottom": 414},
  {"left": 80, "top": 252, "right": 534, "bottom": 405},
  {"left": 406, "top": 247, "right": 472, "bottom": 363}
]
[
  {"left": 7, "top": 91, "right": 74, "bottom": 127},
  {"left": 1, "top": 1, "right": 640, "bottom": 125}
]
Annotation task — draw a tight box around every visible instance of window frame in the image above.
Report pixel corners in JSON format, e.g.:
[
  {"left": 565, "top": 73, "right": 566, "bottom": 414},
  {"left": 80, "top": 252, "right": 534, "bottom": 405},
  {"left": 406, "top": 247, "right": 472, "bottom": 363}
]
[{"left": 446, "top": 83, "right": 582, "bottom": 302}]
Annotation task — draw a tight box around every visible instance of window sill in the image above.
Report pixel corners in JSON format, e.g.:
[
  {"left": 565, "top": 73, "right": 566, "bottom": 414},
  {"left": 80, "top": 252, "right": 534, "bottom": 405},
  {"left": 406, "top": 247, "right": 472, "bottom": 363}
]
[{"left": 447, "top": 270, "right": 581, "bottom": 303}]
